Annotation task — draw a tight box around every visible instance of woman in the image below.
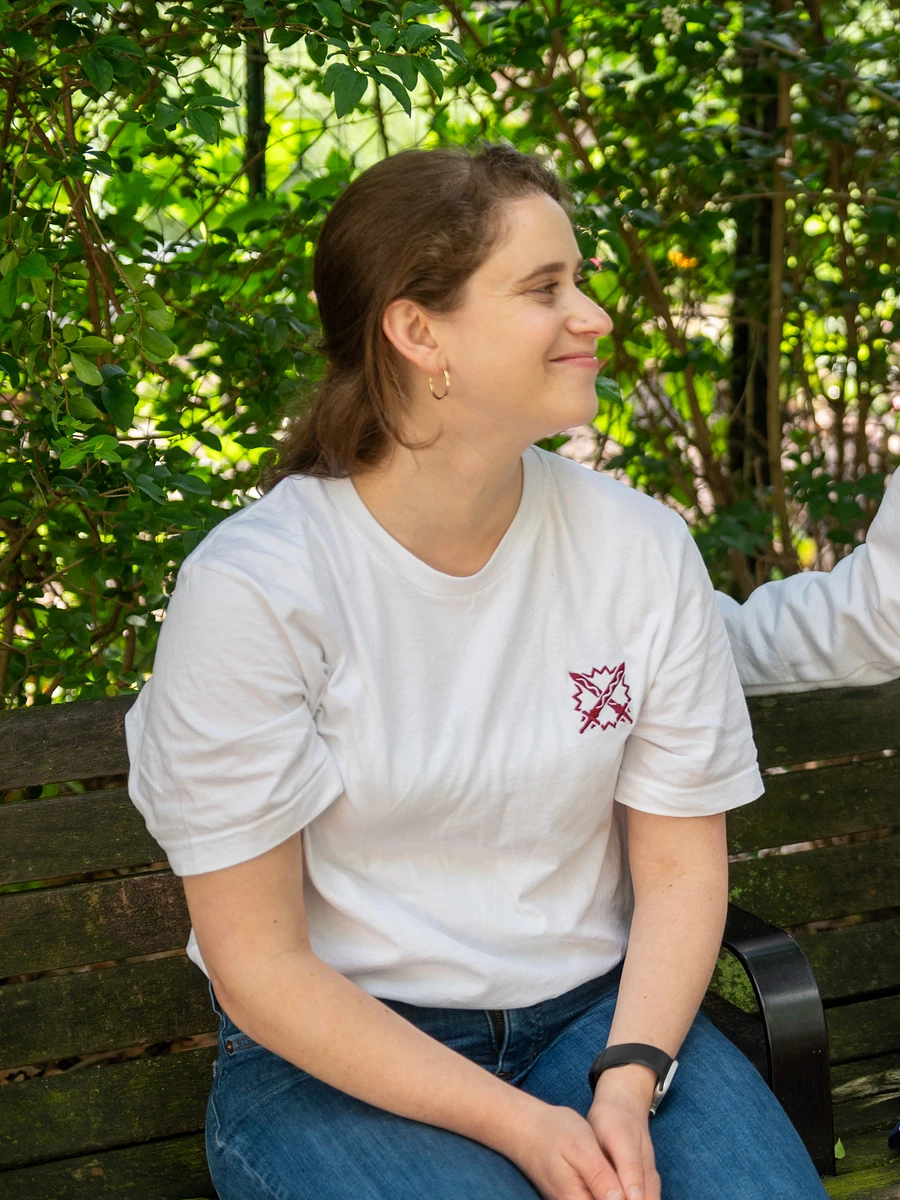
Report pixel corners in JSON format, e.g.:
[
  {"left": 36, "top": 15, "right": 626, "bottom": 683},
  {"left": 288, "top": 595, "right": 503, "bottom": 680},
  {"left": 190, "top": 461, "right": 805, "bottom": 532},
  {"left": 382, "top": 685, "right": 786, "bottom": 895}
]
[{"left": 125, "top": 142, "right": 827, "bottom": 1200}]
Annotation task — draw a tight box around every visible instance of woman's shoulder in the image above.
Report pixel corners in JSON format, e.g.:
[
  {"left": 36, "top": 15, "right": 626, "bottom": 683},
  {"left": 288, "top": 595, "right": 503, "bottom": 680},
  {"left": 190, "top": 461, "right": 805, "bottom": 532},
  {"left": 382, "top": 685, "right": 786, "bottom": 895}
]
[
  {"left": 534, "top": 446, "right": 688, "bottom": 542},
  {"left": 177, "top": 473, "right": 330, "bottom": 590}
]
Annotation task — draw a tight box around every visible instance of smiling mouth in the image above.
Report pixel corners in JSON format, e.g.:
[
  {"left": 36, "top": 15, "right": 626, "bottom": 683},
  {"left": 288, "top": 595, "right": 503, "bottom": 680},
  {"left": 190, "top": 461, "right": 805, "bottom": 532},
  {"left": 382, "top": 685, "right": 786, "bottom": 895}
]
[{"left": 551, "top": 355, "right": 599, "bottom": 367}]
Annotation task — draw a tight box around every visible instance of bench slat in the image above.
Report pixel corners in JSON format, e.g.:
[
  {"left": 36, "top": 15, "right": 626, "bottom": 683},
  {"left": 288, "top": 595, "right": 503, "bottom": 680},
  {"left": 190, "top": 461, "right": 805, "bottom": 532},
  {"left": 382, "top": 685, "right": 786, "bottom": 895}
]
[
  {"left": 727, "top": 756, "right": 900, "bottom": 855},
  {"left": 728, "top": 833, "right": 900, "bottom": 928},
  {"left": 0, "top": 1048, "right": 214, "bottom": 1171},
  {"left": 0, "top": 957, "right": 213, "bottom": 1071},
  {"left": 0, "top": 872, "right": 190, "bottom": 977},
  {"left": 0, "top": 696, "right": 135, "bottom": 791},
  {"left": 0, "top": 789, "right": 163, "bottom": 887},
  {"left": 827, "top": 993, "right": 900, "bottom": 1065},
  {"left": 749, "top": 679, "right": 900, "bottom": 767},
  {"left": 832, "top": 1049, "right": 900, "bottom": 1104},
  {"left": 794, "top": 917, "right": 900, "bottom": 1003},
  {"left": 0, "top": 1132, "right": 213, "bottom": 1200}
]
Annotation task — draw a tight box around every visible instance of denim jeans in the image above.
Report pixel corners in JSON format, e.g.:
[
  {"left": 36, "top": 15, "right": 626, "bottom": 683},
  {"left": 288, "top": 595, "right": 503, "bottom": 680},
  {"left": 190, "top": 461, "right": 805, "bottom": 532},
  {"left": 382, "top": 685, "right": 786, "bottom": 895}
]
[{"left": 204, "top": 964, "right": 828, "bottom": 1199}]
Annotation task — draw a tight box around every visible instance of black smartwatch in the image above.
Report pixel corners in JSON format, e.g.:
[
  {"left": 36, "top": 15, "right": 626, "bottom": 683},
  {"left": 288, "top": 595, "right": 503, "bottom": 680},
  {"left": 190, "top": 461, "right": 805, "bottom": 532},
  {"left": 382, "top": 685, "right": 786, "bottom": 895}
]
[{"left": 588, "top": 1043, "right": 678, "bottom": 1116}]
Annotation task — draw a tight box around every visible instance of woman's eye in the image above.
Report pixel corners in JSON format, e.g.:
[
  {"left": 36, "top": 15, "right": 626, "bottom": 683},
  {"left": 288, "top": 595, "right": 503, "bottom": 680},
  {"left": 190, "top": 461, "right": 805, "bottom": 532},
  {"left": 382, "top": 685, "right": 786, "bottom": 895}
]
[{"left": 535, "top": 277, "right": 590, "bottom": 296}]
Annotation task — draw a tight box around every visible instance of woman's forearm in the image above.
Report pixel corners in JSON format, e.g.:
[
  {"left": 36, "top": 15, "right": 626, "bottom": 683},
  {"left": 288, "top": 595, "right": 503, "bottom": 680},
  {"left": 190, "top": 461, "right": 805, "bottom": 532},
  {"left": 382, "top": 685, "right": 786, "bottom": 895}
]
[
  {"left": 593, "top": 850, "right": 728, "bottom": 1109},
  {"left": 213, "top": 949, "right": 541, "bottom": 1161}
]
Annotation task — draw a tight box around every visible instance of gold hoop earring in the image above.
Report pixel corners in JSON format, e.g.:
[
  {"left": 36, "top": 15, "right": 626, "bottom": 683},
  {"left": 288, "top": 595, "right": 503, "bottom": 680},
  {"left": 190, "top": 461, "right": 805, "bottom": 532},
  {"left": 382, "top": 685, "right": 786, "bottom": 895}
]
[{"left": 428, "top": 369, "right": 450, "bottom": 400}]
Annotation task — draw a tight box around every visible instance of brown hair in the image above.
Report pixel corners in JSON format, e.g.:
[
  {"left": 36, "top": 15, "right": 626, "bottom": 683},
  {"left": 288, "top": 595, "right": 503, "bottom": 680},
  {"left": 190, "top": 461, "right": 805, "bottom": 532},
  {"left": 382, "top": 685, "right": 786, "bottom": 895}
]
[{"left": 261, "top": 140, "right": 571, "bottom": 487}]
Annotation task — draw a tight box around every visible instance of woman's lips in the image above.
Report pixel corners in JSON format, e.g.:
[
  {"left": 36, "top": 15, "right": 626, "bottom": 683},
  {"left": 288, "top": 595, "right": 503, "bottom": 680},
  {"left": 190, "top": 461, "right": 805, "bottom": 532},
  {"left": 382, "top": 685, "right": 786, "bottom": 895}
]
[{"left": 551, "top": 355, "right": 599, "bottom": 368}]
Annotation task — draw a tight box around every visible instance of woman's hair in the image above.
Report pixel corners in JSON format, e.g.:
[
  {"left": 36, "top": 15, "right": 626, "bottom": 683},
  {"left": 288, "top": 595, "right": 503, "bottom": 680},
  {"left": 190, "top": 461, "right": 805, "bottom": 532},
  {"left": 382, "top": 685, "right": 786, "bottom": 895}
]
[{"left": 261, "top": 140, "right": 571, "bottom": 487}]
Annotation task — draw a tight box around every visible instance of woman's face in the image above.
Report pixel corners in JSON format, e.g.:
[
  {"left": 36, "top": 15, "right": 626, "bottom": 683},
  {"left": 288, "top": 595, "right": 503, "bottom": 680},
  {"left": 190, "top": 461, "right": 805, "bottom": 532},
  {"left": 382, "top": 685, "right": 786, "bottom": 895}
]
[{"left": 396, "top": 191, "right": 613, "bottom": 448}]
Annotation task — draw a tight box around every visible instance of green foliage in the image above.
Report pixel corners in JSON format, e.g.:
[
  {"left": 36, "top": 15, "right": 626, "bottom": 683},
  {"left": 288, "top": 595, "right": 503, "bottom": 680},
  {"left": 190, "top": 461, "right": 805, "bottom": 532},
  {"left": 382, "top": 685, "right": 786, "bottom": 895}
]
[{"left": 0, "top": 0, "right": 898, "bottom": 708}]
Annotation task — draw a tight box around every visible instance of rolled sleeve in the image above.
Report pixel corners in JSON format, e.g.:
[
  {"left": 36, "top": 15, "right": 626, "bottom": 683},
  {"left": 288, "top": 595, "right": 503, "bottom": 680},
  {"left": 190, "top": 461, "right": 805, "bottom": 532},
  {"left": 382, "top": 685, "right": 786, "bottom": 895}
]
[
  {"left": 125, "top": 559, "right": 344, "bottom": 876},
  {"left": 615, "top": 527, "right": 765, "bottom": 817}
]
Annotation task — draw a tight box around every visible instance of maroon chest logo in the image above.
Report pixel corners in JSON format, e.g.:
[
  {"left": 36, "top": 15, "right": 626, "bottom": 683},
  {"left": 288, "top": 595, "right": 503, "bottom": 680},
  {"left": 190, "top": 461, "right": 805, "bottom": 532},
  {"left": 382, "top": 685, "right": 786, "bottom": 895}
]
[{"left": 569, "top": 663, "right": 633, "bottom": 735}]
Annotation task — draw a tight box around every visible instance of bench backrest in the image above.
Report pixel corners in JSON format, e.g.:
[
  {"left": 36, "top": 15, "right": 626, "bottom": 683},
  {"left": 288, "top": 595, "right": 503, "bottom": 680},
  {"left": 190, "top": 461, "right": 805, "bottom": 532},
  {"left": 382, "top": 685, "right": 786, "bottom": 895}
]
[{"left": 1, "top": 680, "right": 898, "bottom": 1195}]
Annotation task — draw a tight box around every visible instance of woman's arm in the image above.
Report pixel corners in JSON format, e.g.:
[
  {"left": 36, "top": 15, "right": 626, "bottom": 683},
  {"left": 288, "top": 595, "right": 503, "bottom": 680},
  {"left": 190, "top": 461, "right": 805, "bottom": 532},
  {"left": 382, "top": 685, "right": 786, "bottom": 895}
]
[
  {"left": 584, "top": 808, "right": 729, "bottom": 1198},
  {"left": 184, "top": 829, "right": 639, "bottom": 1200}
]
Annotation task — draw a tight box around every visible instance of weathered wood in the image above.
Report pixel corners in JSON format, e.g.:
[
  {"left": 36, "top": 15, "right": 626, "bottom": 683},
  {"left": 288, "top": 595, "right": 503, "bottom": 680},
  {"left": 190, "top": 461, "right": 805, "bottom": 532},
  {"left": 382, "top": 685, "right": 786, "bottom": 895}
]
[
  {"left": 0, "top": 695, "right": 136, "bottom": 791},
  {"left": 832, "top": 1050, "right": 900, "bottom": 1106},
  {"left": 727, "top": 755, "right": 900, "bottom": 855},
  {"left": 0, "top": 1132, "right": 214, "bottom": 1200},
  {"left": 0, "top": 872, "right": 189, "bottom": 977},
  {"left": 794, "top": 918, "right": 900, "bottom": 1003},
  {"left": 728, "top": 834, "right": 900, "bottom": 928},
  {"left": 748, "top": 678, "right": 900, "bottom": 767},
  {"left": 0, "top": 788, "right": 164, "bottom": 887},
  {"left": 0, "top": 956, "right": 214, "bottom": 1070},
  {"left": 0, "top": 1048, "right": 214, "bottom": 1170},
  {"left": 824, "top": 1165, "right": 900, "bottom": 1200},
  {"left": 827, "top": 994, "right": 900, "bottom": 1065}
]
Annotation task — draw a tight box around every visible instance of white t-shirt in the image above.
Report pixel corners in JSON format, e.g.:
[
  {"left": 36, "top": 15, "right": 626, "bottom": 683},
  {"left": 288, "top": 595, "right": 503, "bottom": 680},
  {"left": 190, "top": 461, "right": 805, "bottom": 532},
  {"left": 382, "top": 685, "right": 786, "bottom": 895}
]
[
  {"left": 125, "top": 446, "right": 763, "bottom": 1008},
  {"left": 717, "top": 472, "right": 900, "bottom": 695}
]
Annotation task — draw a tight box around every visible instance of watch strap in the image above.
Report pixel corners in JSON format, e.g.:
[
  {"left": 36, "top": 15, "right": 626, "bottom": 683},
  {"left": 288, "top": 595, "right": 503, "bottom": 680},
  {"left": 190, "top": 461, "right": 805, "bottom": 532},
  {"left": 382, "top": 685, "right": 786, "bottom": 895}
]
[{"left": 588, "top": 1042, "right": 676, "bottom": 1100}]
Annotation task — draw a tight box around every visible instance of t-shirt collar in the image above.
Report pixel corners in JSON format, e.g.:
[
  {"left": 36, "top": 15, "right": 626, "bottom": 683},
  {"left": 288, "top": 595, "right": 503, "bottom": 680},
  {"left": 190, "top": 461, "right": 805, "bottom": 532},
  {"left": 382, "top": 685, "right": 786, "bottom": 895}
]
[{"left": 321, "top": 446, "right": 546, "bottom": 596}]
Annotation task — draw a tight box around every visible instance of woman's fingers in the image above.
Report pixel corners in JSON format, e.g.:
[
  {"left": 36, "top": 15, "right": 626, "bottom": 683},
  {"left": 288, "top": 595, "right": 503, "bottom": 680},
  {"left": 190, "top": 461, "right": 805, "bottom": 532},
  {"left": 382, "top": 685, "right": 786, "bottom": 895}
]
[{"left": 569, "top": 1140, "right": 629, "bottom": 1200}]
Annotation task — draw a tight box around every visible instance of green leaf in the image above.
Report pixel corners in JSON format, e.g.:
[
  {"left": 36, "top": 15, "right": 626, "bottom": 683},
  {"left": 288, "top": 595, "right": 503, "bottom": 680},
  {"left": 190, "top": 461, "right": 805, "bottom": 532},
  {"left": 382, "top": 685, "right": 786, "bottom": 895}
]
[
  {"left": 333, "top": 68, "right": 368, "bottom": 117},
  {"left": 313, "top": 0, "right": 344, "bottom": 27},
  {"left": 0, "top": 266, "right": 18, "bottom": 319},
  {"left": 401, "top": 23, "right": 438, "bottom": 51},
  {"left": 62, "top": 323, "right": 81, "bottom": 344},
  {"left": 152, "top": 101, "right": 182, "bottom": 130},
  {"left": 170, "top": 473, "right": 211, "bottom": 495},
  {"left": 305, "top": 33, "right": 329, "bottom": 65},
  {"left": 68, "top": 351, "right": 104, "bottom": 386},
  {"left": 322, "top": 61, "right": 350, "bottom": 96},
  {"left": 187, "top": 108, "right": 219, "bottom": 144},
  {"left": 113, "top": 311, "right": 137, "bottom": 334},
  {"left": 139, "top": 326, "right": 176, "bottom": 359},
  {"left": 73, "top": 335, "right": 115, "bottom": 353},
  {"left": 414, "top": 54, "right": 443, "bottom": 97},
  {"left": 59, "top": 444, "right": 89, "bottom": 470},
  {"left": 0, "top": 350, "right": 21, "bottom": 387},
  {"left": 18, "top": 252, "right": 54, "bottom": 280},
  {"left": 134, "top": 473, "right": 168, "bottom": 503},
  {"left": 371, "top": 20, "right": 397, "bottom": 49},
  {"left": 373, "top": 69, "right": 412, "bottom": 115},
  {"left": 3, "top": 28, "right": 38, "bottom": 59},
  {"left": 81, "top": 51, "right": 114, "bottom": 94},
  {"left": 834, "top": 1139, "right": 845, "bottom": 1160},
  {"left": 144, "top": 306, "right": 175, "bottom": 331},
  {"left": 99, "top": 383, "right": 136, "bottom": 431}
]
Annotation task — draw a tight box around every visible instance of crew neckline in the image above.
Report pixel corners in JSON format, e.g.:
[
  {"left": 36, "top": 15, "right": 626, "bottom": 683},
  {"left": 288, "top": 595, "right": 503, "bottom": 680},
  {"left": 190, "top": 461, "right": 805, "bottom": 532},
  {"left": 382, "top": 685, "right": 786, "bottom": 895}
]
[{"left": 321, "top": 446, "right": 546, "bottom": 596}]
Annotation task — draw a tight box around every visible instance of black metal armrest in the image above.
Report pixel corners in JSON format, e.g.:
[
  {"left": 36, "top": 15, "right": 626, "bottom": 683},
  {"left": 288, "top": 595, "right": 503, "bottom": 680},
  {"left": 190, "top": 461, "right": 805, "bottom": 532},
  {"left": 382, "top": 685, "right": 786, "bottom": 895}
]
[{"left": 723, "top": 903, "right": 835, "bottom": 1176}]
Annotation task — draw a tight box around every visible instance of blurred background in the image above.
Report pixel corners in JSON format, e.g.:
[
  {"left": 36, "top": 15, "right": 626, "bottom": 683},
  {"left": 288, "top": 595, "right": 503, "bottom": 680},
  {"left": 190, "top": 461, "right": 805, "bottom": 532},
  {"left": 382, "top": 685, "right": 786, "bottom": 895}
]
[{"left": 1, "top": 0, "right": 898, "bottom": 709}]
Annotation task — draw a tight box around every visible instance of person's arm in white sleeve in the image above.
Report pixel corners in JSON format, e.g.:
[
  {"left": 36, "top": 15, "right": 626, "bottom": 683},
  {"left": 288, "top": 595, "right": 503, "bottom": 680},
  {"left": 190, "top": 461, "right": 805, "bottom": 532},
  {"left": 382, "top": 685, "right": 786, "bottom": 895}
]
[{"left": 716, "top": 472, "right": 900, "bottom": 696}]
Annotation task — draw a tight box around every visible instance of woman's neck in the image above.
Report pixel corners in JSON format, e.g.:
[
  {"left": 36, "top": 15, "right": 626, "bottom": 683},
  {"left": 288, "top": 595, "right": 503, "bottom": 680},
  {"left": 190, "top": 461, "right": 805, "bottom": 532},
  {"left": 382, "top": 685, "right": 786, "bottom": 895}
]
[{"left": 349, "top": 443, "right": 527, "bottom": 578}]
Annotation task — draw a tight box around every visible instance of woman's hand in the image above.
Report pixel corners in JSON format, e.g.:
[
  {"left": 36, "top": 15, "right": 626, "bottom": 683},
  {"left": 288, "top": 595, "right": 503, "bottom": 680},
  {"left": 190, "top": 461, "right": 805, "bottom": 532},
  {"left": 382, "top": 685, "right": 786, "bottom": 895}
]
[
  {"left": 504, "top": 1097, "right": 639, "bottom": 1200},
  {"left": 584, "top": 1067, "right": 661, "bottom": 1200}
]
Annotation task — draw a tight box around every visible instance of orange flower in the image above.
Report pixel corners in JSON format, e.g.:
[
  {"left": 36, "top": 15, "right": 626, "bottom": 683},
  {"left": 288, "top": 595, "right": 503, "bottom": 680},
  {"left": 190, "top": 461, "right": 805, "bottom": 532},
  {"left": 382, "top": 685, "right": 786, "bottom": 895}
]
[{"left": 667, "top": 249, "right": 699, "bottom": 270}]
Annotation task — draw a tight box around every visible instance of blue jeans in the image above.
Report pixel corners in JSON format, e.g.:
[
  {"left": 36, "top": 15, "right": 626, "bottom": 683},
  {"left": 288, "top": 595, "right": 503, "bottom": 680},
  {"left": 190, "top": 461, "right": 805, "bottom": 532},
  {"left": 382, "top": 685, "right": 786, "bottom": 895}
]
[{"left": 205, "top": 965, "right": 828, "bottom": 1199}]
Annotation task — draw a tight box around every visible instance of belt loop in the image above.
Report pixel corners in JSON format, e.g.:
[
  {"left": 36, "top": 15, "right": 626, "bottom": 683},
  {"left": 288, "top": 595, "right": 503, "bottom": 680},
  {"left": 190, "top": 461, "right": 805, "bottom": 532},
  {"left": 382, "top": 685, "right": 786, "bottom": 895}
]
[{"left": 208, "top": 977, "right": 224, "bottom": 1019}]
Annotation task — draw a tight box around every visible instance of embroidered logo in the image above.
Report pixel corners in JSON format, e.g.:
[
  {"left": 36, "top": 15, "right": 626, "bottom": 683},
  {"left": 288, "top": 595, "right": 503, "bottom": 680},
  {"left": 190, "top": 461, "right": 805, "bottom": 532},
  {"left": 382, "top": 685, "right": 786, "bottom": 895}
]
[{"left": 569, "top": 663, "right": 633, "bottom": 735}]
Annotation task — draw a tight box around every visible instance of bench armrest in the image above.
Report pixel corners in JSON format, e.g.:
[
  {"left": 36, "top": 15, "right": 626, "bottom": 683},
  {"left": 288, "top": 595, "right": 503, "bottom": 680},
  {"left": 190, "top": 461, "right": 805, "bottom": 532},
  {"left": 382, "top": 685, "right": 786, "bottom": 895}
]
[{"left": 723, "top": 903, "right": 835, "bottom": 1176}]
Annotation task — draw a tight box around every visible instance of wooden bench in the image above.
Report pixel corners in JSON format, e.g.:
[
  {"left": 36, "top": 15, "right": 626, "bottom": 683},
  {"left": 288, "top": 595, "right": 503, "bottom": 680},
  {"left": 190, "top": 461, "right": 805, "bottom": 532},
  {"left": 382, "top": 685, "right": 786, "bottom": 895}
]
[{"left": 1, "top": 681, "right": 898, "bottom": 1198}]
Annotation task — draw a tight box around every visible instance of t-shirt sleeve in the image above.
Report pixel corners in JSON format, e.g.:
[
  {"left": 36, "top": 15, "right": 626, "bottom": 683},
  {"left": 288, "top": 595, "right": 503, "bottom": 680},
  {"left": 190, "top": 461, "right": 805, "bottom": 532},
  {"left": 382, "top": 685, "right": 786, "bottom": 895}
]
[
  {"left": 614, "top": 523, "right": 764, "bottom": 817},
  {"left": 124, "top": 558, "right": 344, "bottom": 876},
  {"left": 720, "top": 472, "right": 900, "bottom": 695}
]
